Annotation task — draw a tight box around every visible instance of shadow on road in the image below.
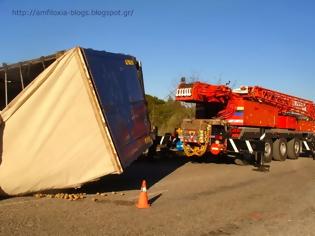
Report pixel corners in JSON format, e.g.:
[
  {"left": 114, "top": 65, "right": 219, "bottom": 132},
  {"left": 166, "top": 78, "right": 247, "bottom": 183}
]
[
  {"left": 189, "top": 154, "right": 236, "bottom": 165},
  {"left": 75, "top": 152, "right": 241, "bottom": 194},
  {"left": 73, "top": 152, "right": 188, "bottom": 194},
  {"left": 0, "top": 151, "right": 243, "bottom": 200},
  {"left": 149, "top": 193, "right": 162, "bottom": 205}
]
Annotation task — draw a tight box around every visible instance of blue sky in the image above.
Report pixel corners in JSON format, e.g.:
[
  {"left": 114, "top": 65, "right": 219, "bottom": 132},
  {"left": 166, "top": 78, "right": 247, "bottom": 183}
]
[{"left": 0, "top": 0, "right": 314, "bottom": 100}]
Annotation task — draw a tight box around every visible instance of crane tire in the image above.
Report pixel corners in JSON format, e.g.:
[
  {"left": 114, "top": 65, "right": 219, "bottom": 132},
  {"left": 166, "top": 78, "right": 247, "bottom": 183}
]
[
  {"left": 273, "top": 138, "right": 287, "bottom": 161},
  {"left": 287, "top": 138, "right": 300, "bottom": 159},
  {"left": 263, "top": 139, "right": 273, "bottom": 163}
]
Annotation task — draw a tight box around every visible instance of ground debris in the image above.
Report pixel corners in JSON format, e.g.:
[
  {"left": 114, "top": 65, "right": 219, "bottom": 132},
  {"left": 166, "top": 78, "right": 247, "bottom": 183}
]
[
  {"left": 33, "top": 193, "right": 86, "bottom": 201},
  {"left": 34, "top": 193, "right": 45, "bottom": 198}
]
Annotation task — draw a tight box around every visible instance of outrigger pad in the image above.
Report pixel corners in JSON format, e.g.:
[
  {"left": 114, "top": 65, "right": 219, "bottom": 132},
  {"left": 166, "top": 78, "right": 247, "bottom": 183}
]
[{"left": 253, "top": 164, "right": 270, "bottom": 172}]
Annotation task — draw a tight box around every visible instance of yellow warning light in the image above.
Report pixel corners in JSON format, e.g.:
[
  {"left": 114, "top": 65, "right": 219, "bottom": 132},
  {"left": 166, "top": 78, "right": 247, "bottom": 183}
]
[{"left": 125, "top": 59, "right": 134, "bottom": 65}]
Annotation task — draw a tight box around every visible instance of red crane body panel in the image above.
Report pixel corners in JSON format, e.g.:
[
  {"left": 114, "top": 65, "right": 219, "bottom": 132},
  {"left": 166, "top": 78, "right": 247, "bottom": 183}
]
[
  {"left": 218, "top": 98, "right": 278, "bottom": 127},
  {"left": 297, "top": 120, "right": 315, "bottom": 132},
  {"left": 175, "top": 82, "right": 232, "bottom": 103},
  {"left": 277, "top": 116, "right": 298, "bottom": 130}
]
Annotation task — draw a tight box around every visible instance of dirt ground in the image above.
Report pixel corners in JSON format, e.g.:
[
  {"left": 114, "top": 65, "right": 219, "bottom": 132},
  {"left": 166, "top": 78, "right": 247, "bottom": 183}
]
[{"left": 1, "top": 154, "right": 315, "bottom": 236}]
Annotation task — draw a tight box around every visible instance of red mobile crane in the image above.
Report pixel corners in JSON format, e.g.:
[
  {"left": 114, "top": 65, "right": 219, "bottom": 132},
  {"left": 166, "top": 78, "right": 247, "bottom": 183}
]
[{"left": 175, "top": 81, "right": 315, "bottom": 163}]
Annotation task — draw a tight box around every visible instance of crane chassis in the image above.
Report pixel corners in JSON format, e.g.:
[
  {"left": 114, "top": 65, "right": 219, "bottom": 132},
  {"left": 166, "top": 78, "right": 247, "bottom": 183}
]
[{"left": 176, "top": 82, "right": 315, "bottom": 165}]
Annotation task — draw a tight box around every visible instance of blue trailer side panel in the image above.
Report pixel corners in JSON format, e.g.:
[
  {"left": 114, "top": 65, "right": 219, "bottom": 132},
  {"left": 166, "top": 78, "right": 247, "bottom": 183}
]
[{"left": 83, "top": 49, "right": 151, "bottom": 168}]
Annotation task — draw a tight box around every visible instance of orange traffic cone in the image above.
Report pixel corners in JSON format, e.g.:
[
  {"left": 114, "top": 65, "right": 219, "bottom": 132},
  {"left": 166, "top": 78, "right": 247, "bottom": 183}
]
[{"left": 136, "top": 180, "right": 150, "bottom": 209}]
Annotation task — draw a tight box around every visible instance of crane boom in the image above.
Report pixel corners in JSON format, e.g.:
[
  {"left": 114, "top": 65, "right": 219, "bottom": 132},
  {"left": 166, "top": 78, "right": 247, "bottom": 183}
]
[
  {"left": 243, "top": 86, "right": 315, "bottom": 120},
  {"left": 176, "top": 82, "right": 315, "bottom": 121}
]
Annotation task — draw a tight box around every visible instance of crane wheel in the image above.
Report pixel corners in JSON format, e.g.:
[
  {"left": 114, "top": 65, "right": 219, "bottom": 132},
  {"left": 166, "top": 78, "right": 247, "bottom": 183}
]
[
  {"left": 273, "top": 138, "right": 287, "bottom": 161},
  {"left": 287, "top": 138, "right": 300, "bottom": 159},
  {"left": 263, "top": 139, "right": 273, "bottom": 163}
]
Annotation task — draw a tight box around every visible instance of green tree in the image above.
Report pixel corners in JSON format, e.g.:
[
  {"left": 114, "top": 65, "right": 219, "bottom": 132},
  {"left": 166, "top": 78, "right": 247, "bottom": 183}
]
[{"left": 145, "top": 94, "right": 195, "bottom": 135}]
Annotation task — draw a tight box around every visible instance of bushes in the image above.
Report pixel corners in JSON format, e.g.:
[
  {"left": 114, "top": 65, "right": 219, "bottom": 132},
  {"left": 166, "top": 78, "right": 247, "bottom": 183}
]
[{"left": 146, "top": 95, "right": 194, "bottom": 135}]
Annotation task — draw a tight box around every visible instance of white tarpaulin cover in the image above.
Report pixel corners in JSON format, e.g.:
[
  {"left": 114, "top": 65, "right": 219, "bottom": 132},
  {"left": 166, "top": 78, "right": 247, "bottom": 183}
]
[{"left": 0, "top": 47, "right": 150, "bottom": 196}]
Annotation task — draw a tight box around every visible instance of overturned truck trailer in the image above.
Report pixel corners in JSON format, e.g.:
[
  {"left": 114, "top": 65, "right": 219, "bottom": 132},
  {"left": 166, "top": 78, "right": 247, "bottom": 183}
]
[{"left": 0, "top": 47, "right": 152, "bottom": 196}]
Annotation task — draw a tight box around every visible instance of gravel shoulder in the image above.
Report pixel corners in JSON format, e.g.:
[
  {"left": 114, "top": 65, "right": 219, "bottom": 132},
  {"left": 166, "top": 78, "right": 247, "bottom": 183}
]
[{"left": 0, "top": 156, "right": 315, "bottom": 235}]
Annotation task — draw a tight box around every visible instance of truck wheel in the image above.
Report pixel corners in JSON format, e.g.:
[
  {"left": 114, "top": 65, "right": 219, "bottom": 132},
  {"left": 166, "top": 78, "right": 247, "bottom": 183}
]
[
  {"left": 287, "top": 138, "right": 300, "bottom": 159},
  {"left": 263, "top": 139, "right": 273, "bottom": 163},
  {"left": 273, "top": 138, "right": 287, "bottom": 161}
]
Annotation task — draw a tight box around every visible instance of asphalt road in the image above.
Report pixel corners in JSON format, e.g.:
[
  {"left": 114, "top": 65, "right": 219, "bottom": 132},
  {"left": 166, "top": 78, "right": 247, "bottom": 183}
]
[{"left": 1, "top": 154, "right": 315, "bottom": 236}]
